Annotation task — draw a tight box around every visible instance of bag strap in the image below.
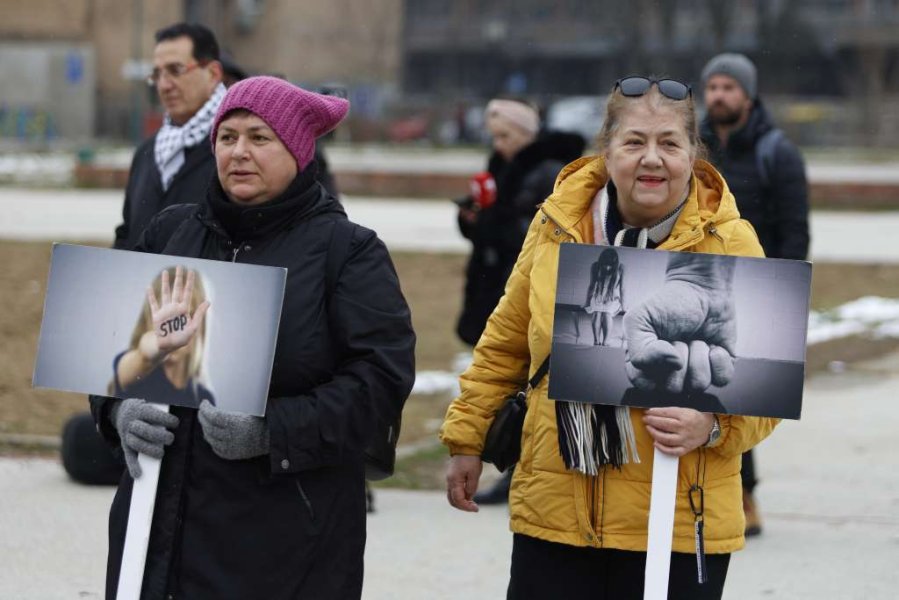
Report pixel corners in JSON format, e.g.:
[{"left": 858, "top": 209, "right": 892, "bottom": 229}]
[
  {"left": 527, "top": 355, "right": 551, "bottom": 391},
  {"left": 755, "top": 127, "right": 784, "bottom": 190}
]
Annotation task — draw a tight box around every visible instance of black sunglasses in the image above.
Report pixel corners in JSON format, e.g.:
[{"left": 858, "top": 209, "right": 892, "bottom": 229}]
[{"left": 615, "top": 77, "right": 692, "bottom": 101}]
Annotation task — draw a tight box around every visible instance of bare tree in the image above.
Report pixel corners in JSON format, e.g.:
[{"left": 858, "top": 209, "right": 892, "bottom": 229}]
[
  {"left": 658, "top": 0, "right": 678, "bottom": 75},
  {"left": 705, "top": 0, "right": 735, "bottom": 52},
  {"left": 621, "top": 0, "right": 648, "bottom": 75}
]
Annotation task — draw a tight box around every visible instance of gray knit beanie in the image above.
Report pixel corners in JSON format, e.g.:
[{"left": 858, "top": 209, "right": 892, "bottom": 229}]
[{"left": 701, "top": 53, "right": 757, "bottom": 99}]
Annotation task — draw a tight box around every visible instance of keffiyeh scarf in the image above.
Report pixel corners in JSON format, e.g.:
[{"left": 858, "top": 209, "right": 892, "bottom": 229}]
[{"left": 154, "top": 83, "right": 226, "bottom": 191}]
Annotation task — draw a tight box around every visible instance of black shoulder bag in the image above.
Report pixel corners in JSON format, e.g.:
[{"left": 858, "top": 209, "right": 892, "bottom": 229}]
[{"left": 481, "top": 355, "right": 550, "bottom": 473}]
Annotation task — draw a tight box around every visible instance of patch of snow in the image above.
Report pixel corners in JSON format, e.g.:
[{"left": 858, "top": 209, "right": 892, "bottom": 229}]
[
  {"left": 835, "top": 296, "right": 899, "bottom": 323},
  {"left": 412, "top": 371, "right": 460, "bottom": 395},
  {"left": 0, "top": 154, "right": 73, "bottom": 185}
]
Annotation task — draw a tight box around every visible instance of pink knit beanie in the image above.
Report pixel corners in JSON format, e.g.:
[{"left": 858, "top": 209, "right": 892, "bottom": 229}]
[{"left": 211, "top": 76, "right": 350, "bottom": 170}]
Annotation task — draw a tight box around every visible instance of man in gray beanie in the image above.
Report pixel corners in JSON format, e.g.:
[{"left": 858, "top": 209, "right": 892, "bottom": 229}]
[{"left": 699, "top": 52, "right": 809, "bottom": 539}]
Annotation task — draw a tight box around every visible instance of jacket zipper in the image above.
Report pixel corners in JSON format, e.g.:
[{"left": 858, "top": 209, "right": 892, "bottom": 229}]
[
  {"left": 707, "top": 225, "right": 724, "bottom": 243},
  {"left": 596, "top": 467, "right": 605, "bottom": 545},
  {"left": 231, "top": 245, "right": 240, "bottom": 262},
  {"left": 294, "top": 480, "right": 316, "bottom": 521}
]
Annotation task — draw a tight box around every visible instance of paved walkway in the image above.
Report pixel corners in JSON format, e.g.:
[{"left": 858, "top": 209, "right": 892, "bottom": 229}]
[
  {"left": 1, "top": 187, "right": 898, "bottom": 263},
  {"left": 12, "top": 146, "right": 899, "bottom": 181},
  {"left": 2, "top": 360, "right": 899, "bottom": 599}
]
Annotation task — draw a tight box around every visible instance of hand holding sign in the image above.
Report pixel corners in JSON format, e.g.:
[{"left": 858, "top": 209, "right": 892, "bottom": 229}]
[
  {"left": 144, "top": 266, "right": 210, "bottom": 360},
  {"left": 623, "top": 254, "right": 737, "bottom": 393},
  {"left": 112, "top": 398, "right": 180, "bottom": 478}
]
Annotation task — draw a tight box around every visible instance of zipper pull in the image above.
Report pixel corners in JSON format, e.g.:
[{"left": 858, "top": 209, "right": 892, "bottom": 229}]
[
  {"left": 231, "top": 246, "right": 240, "bottom": 262},
  {"left": 689, "top": 484, "right": 708, "bottom": 584}
]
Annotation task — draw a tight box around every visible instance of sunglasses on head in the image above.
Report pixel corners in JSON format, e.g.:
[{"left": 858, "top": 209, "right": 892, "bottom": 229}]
[{"left": 614, "top": 77, "right": 692, "bottom": 101}]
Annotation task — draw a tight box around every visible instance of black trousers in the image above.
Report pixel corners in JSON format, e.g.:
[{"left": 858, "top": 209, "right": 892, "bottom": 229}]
[
  {"left": 741, "top": 449, "right": 757, "bottom": 493},
  {"left": 507, "top": 534, "right": 730, "bottom": 600}
]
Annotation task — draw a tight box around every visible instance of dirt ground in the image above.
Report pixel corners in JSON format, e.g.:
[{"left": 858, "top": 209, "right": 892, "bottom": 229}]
[{"left": 1, "top": 238, "right": 898, "bottom": 460}]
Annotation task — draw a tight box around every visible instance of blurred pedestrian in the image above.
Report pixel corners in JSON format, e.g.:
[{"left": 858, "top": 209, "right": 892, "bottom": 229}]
[
  {"left": 700, "top": 52, "right": 810, "bottom": 536},
  {"left": 442, "top": 76, "right": 778, "bottom": 599},
  {"left": 90, "top": 76, "right": 416, "bottom": 599},
  {"left": 114, "top": 23, "right": 226, "bottom": 251},
  {"left": 454, "top": 98, "right": 585, "bottom": 504}
]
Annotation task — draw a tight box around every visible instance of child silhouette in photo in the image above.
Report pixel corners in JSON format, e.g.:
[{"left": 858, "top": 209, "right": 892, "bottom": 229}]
[{"left": 584, "top": 248, "right": 625, "bottom": 347}]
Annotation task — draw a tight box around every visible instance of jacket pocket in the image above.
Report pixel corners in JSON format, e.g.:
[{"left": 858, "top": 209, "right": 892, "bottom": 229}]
[{"left": 294, "top": 478, "right": 317, "bottom": 526}]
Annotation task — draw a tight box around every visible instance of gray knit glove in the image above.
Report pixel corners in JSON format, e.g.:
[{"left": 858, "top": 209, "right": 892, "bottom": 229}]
[
  {"left": 111, "top": 398, "right": 180, "bottom": 479},
  {"left": 198, "top": 400, "right": 270, "bottom": 460}
]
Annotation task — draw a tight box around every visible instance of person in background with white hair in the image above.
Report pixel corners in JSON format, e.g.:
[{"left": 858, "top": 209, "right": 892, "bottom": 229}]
[{"left": 454, "top": 97, "right": 585, "bottom": 504}]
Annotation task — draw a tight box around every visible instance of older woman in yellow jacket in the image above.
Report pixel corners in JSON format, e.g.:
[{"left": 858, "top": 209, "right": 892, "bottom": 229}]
[{"left": 440, "top": 77, "right": 778, "bottom": 600}]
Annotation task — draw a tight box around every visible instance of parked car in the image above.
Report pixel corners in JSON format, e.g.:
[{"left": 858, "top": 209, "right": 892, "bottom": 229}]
[{"left": 546, "top": 95, "right": 606, "bottom": 148}]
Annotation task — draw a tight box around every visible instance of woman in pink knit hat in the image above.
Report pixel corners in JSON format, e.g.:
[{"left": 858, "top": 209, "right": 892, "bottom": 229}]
[{"left": 91, "top": 76, "right": 416, "bottom": 600}]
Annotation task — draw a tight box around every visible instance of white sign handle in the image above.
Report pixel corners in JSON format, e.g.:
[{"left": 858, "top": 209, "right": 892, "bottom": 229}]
[
  {"left": 116, "top": 403, "right": 169, "bottom": 600},
  {"left": 643, "top": 447, "right": 679, "bottom": 600}
]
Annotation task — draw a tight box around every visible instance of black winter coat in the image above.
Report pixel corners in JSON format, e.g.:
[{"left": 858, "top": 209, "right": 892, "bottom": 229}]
[
  {"left": 456, "top": 130, "right": 585, "bottom": 345},
  {"left": 91, "top": 173, "right": 416, "bottom": 599},
  {"left": 700, "top": 99, "right": 810, "bottom": 260},
  {"left": 113, "top": 135, "right": 340, "bottom": 250},
  {"left": 114, "top": 135, "right": 216, "bottom": 250}
]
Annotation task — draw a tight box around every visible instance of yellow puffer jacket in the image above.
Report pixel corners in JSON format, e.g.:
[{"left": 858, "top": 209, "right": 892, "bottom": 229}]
[{"left": 440, "top": 156, "right": 779, "bottom": 554}]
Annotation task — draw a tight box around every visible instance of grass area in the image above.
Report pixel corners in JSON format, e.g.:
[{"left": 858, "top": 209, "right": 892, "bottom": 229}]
[
  {"left": 2, "top": 239, "right": 899, "bottom": 488},
  {"left": 375, "top": 443, "right": 449, "bottom": 491},
  {"left": 810, "top": 262, "right": 899, "bottom": 310}
]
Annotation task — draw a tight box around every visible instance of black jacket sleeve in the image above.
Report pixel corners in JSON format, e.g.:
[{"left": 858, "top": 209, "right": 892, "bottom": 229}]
[
  {"left": 455, "top": 195, "right": 477, "bottom": 240},
  {"left": 513, "top": 159, "right": 563, "bottom": 217},
  {"left": 770, "top": 138, "right": 810, "bottom": 260},
  {"left": 132, "top": 204, "right": 201, "bottom": 254},
  {"left": 266, "top": 226, "right": 416, "bottom": 473},
  {"left": 113, "top": 149, "right": 144, "bottom": 250},
  {"left": 89, "top": 393, "right": 123, "bottom": 451}
]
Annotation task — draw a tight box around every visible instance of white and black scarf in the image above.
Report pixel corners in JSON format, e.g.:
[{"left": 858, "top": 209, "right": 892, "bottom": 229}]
[
  {"left": 154, "top": 83, "right": 226, "bottom": 191},
  {"left": 555, "top": 181, "right": 687, "bottom": 474}
]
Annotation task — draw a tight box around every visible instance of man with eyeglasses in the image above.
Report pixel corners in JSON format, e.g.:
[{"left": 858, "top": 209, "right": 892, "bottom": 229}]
[
  {"left": 62, "top": 23, "right": 226, "bottom": 487},
  {"left": 113, "top": 22, "right": 226, "bottom": 250},
  {"left": 699, "top": 52, "right": 810, "bottom": 538}
]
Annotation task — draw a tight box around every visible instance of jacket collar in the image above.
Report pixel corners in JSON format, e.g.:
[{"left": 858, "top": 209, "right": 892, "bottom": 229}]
[
  {"left": 202, "top": 165, "right": 345, "bottom": 242},
  {"left": 541, "top": 156, "right": 740, "bottom": 249}
]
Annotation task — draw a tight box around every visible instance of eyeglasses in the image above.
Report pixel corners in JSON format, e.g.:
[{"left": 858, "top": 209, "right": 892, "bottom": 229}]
[
  {"left": 146, "top": 62, "right": 205, "bottom": 87},
  {"left": 614, "top": 77, "right": 692, "bottom": 101}
]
